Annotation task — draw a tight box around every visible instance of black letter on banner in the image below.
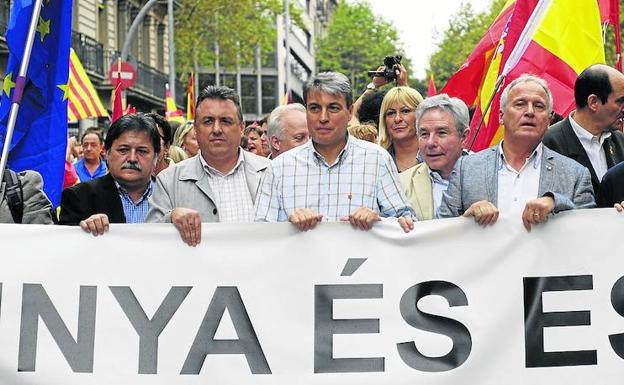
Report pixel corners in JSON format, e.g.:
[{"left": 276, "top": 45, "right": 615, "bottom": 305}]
[
  {"left": 609, "top": 276, "right": 624, "bottom": 359},
  {"left": 314, "top": 284, "right": 384, "bottom": 373},
  {"left": 18, "top": 284, "right": 97, "bottom": 373},
  {"left": 180, "top": 286, "right": 270, "bottom": 375},
  {"left": 396, "top": 280, "right": 471, "bottom": 372},
  {"left": 110, "top": 286, "right": 192, "bottom": 374},
  {"left": 523, "top": 275, "right": 596, "bottom": 367}
]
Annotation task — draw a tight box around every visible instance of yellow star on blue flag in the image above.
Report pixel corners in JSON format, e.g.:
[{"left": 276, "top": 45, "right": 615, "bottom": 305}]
[
  {"left": 36, "top": 16, "right": 50, "bottom": 43},
  {"left": 2, "top": 72, "right": 15, "bottom": 97}
]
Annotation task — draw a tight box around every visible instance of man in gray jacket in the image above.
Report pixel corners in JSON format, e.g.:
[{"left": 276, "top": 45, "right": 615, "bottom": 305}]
[
  {"left": 1, "top": 169, "right": 54, "bottom": 224},
  {"left": 438, "top": 74, "right": 595, "bottom": 231},
  {"left": 147, "top": 86, "right": 269, "bottom": 246}
]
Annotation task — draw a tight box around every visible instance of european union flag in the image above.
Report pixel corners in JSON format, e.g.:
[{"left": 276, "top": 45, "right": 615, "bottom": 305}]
[{"left": 0, "top": 0, "right": 72, "bottom": 206}]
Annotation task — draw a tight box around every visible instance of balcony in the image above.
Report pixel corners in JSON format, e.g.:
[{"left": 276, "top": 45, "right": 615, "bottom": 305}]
[
  {"left": 71, "top": 32, "right": 105, "bottom": 77},
  {"left": 71, "top": 30, "right": 185, "bottom": 107}
]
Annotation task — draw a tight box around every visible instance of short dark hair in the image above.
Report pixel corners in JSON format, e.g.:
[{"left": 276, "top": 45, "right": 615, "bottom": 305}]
[
  {"left": 105, "top": 113, "right": 161, "bottom": 154},
  {"left": 146, "top": 112, "right": 172, "bottom": 145},
  {"left": 195, "top": 85, "right": 243, "bottom": 122},
  {"left": 358, "top": 90, "right": 386, "bottom": 127},
  {"left": 575, "top": 65, "right": 613, "bottom": 108},
  {"left": 81, "top": 127, "right": 104, "bottom": 144}
]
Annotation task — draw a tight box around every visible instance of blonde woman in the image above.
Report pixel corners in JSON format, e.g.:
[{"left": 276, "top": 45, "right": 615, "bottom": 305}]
[
  {"left": 378, "top": 86, "right": 423, "bottom": 172},
  {"left": 173, "top": 120, "right": 199, "bottom": 157}
]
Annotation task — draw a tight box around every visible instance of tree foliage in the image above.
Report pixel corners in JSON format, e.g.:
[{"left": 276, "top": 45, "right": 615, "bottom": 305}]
[
  {"left": 174, "top": 0, "right": 303, "bottom": 76},
  {"left": 428, "top": 0, "right": 507, "bottom": 89},
  {"left": 316, "top": 0, "right": 411, "bottom": 96}
]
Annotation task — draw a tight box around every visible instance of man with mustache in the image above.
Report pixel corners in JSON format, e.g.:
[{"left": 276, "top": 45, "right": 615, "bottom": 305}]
[
  {"left": 543, "top": 64, "right": 624, "bottom": 197},
  {"left": 438, "top": 74, "right": 595, "bottom": 230},
  {"left": 59, "top": 113, "right": 160, "bottom": 235}
]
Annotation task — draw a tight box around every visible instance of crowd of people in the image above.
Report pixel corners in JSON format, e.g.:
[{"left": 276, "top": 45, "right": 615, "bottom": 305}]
[{"left": 1, "top": 63, "right": 623, "bottom": 244}]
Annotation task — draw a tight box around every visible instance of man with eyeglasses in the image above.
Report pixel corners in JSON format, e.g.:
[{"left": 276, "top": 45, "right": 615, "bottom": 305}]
[
  {"left": 437, "top": 74, "right": 595, "bottom": 231},
  {"left": 147, "top": 86, "right": 270, "bottom": 246},
  {"left": 254, "top": 72, "right": 415, "bottom": 233}
]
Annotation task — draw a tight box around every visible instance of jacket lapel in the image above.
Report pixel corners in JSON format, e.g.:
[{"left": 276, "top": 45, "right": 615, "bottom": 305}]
[
  {"left": 181, "top": 155, "right": 215, "bottom": 202},
  {"left": 408, "top": 164, "right": 434, "bottom": 220},
  {"left": 538, "top": 148, "right": 555, "bottom": 196},
  {"left": 243, "top": 151, "right": 268, "bottom": 202},
  {"left": 101, "top": 174, "right": 126, "bottom": 222},
  {"left": 487, "top": 147, "right": 499, "bottom": 205},
  {"left": 561, "top": 118, "right": 598, "bottom": 185}
]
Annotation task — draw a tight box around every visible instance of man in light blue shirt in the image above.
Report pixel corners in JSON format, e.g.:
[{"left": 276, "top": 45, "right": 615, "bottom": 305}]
[{"left": 255, "top": 72, "right": 414, "bottom": 232}]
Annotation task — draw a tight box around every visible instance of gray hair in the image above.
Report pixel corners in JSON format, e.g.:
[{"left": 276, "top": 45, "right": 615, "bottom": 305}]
[
  {"left": 303, "top": 72, "right": 353, "bottom": 108},
  {"left": 500, "top": 74, "right": 553, "bottom": 113},
  {"left": 268, "top": 103, "right": 306, "bottom": 141},
  {"left": 416, "top": 94, "right": 470, "bottom": 137}
]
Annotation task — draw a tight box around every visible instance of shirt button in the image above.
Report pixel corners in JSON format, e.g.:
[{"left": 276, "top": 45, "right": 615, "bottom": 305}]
[
  {"left": 213, "top": 208, "right": 218, "bottom": 215},
  {"left": 513, "top": 197, "right": 518, "bottom": 201}
]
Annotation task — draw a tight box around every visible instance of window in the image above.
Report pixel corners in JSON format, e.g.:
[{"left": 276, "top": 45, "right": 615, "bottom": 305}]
[
  {"left": 241, "top": 75, "right": 257, "bottom": 115},
  {"left": 116, "top": 0, "right": 126, "bottom": 50},
  {"left": 97, "top": 1, "right": 108, "bottom": 48},
  {"left": 156, "top": 23, "right": 165, "bottom": 71},
  {"left": 262, "top": 76, "right": 277, "bottom": 114},
  {"left": 141, "top": 16, "right": 151, "bottom": 65}
]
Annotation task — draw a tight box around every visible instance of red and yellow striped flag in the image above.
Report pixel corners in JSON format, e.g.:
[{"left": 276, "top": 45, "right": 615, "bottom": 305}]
[
  {"left": 67, "top": 49, "right": 108, "bottom": 122},
  {"left": 165, "top": 83, "right": 185, "bottom": 124}
]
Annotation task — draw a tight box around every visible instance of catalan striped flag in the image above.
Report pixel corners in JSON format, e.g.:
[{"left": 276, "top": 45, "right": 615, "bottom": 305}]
[
  {"left": 67, "top": 48, "right": 108, "bottom": 122},
  {"left": 443, "top": 0, "right": 608, "bottom": 151}
]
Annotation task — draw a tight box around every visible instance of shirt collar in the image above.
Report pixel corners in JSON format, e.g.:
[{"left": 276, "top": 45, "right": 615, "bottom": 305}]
[
  {"left": 428, "top": 169, "right": 448, "bottom": 185},
  {"left": 569, "top": 113, "right": 611, "bottom": 144},
  {"left": 114, "top": 178, "right": 154, "bottom": 203},
  {"left": 199, "top": 148, "right": 245, "bottom": 177},
  {"left": 498, "top": 141, "right": 542, "bottom": 172},
  {"left": 310, "top": 132, "right": 350, "bottom": 167}
]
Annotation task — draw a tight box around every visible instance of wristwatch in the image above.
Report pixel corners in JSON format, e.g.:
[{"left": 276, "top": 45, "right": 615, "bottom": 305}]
[{"left": 366, "top": 82, "right": 376, "bottom": 90}]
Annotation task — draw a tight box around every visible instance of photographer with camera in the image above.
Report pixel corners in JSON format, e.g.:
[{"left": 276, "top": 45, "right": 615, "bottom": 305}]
[{"left": 349, "top": 55, "right": 409, "bottom": 128}]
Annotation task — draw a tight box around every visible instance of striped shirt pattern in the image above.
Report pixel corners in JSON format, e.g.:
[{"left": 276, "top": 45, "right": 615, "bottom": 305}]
[
  {"left": 116, "top": 180, "right": 154, "bottom": 224},
  {"left": 200, "top": 151, "right": 255, "bottom": 223},
  {"left": 255, "top": 136, "right": 415, "bottom": 222}
]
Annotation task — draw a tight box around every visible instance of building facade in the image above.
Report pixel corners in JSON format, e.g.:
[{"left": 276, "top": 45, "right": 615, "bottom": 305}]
[{"left": 197, "top": 0, "right": 337, "bottom": 123}]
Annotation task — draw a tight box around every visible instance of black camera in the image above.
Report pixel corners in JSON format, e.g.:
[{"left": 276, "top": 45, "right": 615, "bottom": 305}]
[{"left": 367, "top": 55, "right": 403, "bottom": 82}]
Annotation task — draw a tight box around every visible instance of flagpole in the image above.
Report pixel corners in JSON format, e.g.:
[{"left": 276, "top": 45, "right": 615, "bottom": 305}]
[
  {"left": 467, "top": 75, "right": 505, "bottom": 151},
  {"left": 0, "top": 0, "right": 44, "bottom": 178}
]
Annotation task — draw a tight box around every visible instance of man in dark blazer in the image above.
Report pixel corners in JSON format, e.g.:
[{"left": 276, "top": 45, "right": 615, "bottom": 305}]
[
  {"left": 543, "top": 64, "right": 624, "bottom": 196},
  {"left": 59, "top": 113, "right": 160, "bottom": 235}
]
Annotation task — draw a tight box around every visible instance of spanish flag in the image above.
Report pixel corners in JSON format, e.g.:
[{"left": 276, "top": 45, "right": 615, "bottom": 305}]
[
  {"left": 443, "top": 0, "right": 607, "bottom": 151},
  {"left": 67, "top": 48, "right": 108, "bottom": 122}
]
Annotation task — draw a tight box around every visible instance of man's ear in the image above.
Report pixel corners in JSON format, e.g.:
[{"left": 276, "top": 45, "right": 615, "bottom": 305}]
[
  {"left": 270, "top": 136, "right": 280, "bottom": 153},
  {"left": 461, "top": 128, "right": 471, "bottom": 148},
  {"left": 586, "top": 94, "right": 601, "bottom": 112},
  {"left": 498, "top": 108, "right": 504, "bottom": 125}
]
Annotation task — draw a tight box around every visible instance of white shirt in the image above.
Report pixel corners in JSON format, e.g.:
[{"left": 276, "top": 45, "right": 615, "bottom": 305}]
[
  {"left": 569, "top": 114, "right": 611, "bottom": 181},
  {"left": 497, "top": 143, "right": 542, "bottom": 217},
  {"left": 429, "top": 169, "right": 450, "bottom": 214},
  {"left": 199, "top": 150, "right": 255, "bottom": 223}
]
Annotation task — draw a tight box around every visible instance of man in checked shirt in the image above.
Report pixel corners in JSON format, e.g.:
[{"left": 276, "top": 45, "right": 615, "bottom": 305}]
[{"left": 254, "top": 72, "right": 415, "bottom": 232}]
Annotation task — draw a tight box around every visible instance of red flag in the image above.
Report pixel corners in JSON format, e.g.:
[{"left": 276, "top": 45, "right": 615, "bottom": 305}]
[
  {"left": 427, "top": 73, "right": 437, "bottom": 97},
  {"left": 597, "top": 0, "right": 621, "bottom": 71},
  {"left": 111, "top": 82, "right": 123, "bottom": 122},
  {"left": 187, "top": 72, "right": 195, "bottom": 120}
]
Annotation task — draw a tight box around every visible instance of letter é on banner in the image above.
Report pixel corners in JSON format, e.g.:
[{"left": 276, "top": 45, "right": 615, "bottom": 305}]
[
  {"left": 180, "top": 287, "right": 271, "bottom": 375},
  {"left": 18, "top": 284, "right": 97, "bottom": 373},
  {"left": 396, "top": 280, "right": 472, "bottom": 372}
]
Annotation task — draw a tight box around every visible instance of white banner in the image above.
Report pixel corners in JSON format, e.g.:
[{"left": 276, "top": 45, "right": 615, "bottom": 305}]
[{"left": 0, "top": 209, "right": 622, "bottom": 384}]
